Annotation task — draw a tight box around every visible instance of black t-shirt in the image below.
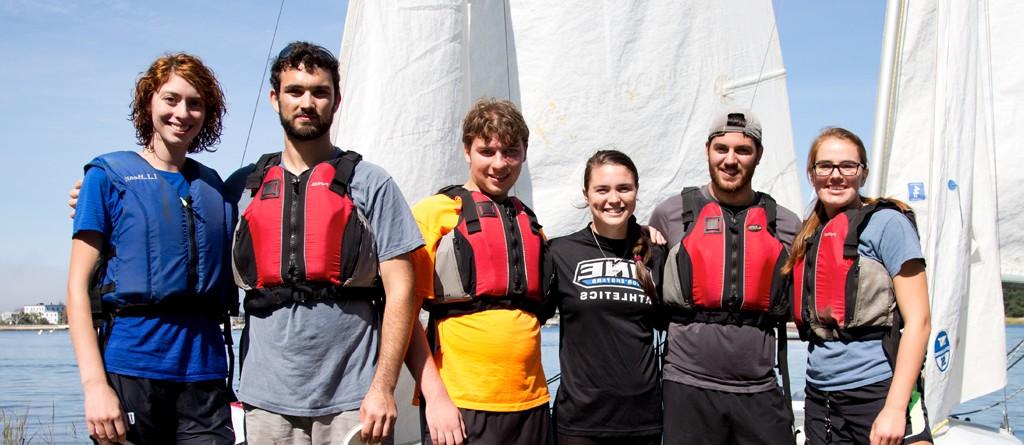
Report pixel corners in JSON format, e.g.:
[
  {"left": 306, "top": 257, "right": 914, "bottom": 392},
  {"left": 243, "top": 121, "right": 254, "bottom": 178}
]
[{"left": 546, "top": 223, "right": 665, "bottom": 437}]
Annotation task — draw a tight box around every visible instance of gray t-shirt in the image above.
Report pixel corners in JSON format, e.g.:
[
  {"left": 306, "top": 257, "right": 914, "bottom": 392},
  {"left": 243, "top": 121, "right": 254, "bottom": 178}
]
[
  {"left": 648, "top": 185, "right": 800, "bottom": 393},
  {"left": 806, "top": 209, "right": 922, "bottom": 391},
  {"left": 229, "top": 153, "right": 424, "bottom": 416}
]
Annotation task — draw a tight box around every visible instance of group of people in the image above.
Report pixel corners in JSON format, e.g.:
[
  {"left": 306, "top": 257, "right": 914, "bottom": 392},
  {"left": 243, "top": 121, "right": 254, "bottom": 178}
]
[{"left": 66, "top": 41, "right": 934, "bottom": 445}]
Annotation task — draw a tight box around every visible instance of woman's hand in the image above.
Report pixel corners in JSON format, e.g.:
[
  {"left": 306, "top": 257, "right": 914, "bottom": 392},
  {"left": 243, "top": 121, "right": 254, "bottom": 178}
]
[
  {"left": 68, "top": 179, "right": 82, "bottom": 218},
  {"left": 83, "top": 380, "right": 126, "bottom": 443},
  {"left": 869, "top": 404, "right": 906, "bottom": 445}
]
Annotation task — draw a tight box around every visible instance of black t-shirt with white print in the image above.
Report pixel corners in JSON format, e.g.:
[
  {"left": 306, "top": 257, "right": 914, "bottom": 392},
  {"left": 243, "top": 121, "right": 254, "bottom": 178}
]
[{"left": 546, "top": 222, "right": 665, "bottom": 437}]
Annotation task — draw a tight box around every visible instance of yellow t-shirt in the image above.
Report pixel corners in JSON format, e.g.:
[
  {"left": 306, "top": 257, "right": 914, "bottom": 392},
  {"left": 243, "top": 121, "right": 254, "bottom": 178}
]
[{"left": 411, "top": 193, "right": 550, "bottom": 412}]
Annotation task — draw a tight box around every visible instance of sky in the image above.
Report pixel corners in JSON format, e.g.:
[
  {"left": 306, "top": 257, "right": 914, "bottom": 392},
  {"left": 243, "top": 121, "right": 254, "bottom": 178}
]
[{"left": 0, "top": 0, "right": 885, "bottom": 309}]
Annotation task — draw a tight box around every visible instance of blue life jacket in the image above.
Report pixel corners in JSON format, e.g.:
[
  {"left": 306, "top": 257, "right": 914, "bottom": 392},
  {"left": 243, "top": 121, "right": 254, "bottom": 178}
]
[{"left": 85, "top": 151, "right": 237, "bottom": 317}]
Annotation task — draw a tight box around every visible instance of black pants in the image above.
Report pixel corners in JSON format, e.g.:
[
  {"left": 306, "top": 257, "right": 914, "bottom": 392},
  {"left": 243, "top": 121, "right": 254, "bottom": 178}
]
[
  {"left": 421, "top": 403, "right": 552, "bottom": 445},
  {"left": 804, "top": 378, "right": 932, "bottom": 445},
  {"left": 556, "top": 432, "right": 660, "bottom": 445},
  {"left": 105, "top": 373, "right": 234, "bottom": 445},
  {"left": 663, "top": 380, "right": 795, "bottom": 445}
]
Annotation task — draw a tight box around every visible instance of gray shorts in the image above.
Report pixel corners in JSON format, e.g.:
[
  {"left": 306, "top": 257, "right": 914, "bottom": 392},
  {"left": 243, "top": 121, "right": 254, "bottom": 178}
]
[{"left": 244, "top": 404, "right": 394, "bottom": 445}]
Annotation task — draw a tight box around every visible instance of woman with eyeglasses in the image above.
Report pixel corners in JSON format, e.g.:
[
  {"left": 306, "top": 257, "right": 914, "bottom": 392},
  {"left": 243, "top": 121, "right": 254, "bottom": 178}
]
[
  {"left": 544, "top": 150, "right": 665, "bottom": 445},
  {"left": 783, "top": 127, "right": 932, "bottom": 445},
  {"left": 67, "top": 53, "right": 237, "bottom": 445}
]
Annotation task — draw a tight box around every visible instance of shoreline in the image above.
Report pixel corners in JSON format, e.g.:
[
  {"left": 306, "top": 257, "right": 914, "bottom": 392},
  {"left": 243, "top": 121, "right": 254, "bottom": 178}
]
[{"left": 0, "top": 324, "right": 69, "bottom": 331}]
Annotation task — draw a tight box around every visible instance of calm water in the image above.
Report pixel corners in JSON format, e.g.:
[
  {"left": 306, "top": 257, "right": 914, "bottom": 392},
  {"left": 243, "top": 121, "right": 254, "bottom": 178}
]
[{"left": 1, "top": 326, "right": 1021, "bottom": 443}]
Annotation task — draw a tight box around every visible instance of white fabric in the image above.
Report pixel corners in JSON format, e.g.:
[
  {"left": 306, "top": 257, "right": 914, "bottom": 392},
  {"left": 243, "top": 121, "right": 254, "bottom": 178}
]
[
  {"left": 990, "top": 0, "right": 1024, "bottom": 280},
  {"left": 331, "top": 0, "right": 801, "bottom": 237},
  {"left": 871, "top": 0, "right": 1008, "bottom": 422}
]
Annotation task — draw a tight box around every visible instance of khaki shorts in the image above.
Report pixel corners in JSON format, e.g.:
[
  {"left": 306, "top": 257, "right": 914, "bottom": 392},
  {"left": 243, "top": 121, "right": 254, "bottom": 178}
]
[{"left": 244, "top": 404, "right": 394, "bottom": 445}]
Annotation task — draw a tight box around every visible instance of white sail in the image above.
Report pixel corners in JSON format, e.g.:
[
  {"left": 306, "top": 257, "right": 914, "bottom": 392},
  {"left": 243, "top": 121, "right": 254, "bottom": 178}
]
[
  {"left": 332, "top": 0, "right": 801, "bottom": 238},
  {"left": 868, "top": 0, "right": 1008, "bottom": 425},
  {"left": 991, "top": 1, "right": 1024, "bottom": 282}
]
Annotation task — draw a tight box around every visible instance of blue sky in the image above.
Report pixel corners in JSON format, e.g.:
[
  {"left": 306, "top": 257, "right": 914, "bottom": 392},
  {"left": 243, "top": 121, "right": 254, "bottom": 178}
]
[{"left": 0, "top": 0, "right": 884, "bottom": 309}]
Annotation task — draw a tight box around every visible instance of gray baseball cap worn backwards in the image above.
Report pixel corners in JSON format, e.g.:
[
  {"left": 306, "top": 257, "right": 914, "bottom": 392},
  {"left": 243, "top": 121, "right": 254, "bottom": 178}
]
[{"left": 707, "top": 109, "right": 762, "bottom": 145}]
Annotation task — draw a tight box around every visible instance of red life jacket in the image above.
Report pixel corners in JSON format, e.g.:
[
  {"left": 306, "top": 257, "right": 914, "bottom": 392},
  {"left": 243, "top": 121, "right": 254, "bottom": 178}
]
[
  {"left": 662, "top": 187, "right": 789, "bottom": 327},
  {"left": 792, "top": 200, "right": 915, "bottom": 341},
  {"left": 428, "top": 185, "right": 545, "bottom": 318},
  {"left": 232, "top": 151, "right": 380, "bottom": 314}
]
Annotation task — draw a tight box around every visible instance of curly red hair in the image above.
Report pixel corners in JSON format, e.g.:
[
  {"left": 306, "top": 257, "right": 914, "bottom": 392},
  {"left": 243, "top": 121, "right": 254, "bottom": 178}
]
[{"left": 130, "top": 53, "right": 226, "bottom": 153}]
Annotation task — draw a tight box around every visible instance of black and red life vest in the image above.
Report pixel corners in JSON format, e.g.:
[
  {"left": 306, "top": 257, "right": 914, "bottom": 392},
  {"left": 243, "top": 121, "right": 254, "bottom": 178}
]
[
  {"left": 232, "top": 150, "right": 379, "bottom": 314},
  {"left": 428, "top": 185, "right": 545, "bottom": 318},
  {"left": 662, "top": 187, "right": 789, "bottom": 327},
  {"left": 792, "top": 200, "right": 915, "bottom": 341}
]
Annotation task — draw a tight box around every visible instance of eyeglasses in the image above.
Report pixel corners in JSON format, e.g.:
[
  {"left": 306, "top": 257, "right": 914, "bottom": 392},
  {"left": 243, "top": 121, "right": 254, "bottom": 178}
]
[
  {"left": 813, "top": 161, "right": 863, "bottom": 177},
  {"left": 277, "top": 42, "right": 336, "bottom": 62}
]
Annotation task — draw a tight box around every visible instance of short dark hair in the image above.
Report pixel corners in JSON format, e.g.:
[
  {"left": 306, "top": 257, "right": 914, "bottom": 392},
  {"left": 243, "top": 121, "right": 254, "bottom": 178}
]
[
  {"left": 461, "top": 98, "right": 529, "bottom": 148},
  {"left": 130, "top": 53, "right": 226, "bottom": 153},
  {"left": 270, "top": 41, "right": 340, "bottom": 95}
]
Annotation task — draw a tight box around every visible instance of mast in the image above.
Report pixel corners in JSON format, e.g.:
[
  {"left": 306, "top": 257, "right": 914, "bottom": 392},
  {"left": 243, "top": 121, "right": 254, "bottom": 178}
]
[{"left": 867, "top": 0, "right": 905, "bottom": 196}]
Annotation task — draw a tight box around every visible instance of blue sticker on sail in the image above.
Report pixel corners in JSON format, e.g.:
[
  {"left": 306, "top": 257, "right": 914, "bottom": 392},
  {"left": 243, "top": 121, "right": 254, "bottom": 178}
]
[
  {"left": 947, "top": 179, "right": 958, "bottom": 191},
  {"left": 934, "top": 330, "right": 951, "bottom": 373},
  {"left": 908, "top": 182, "right": 926, "bottom": 201}
]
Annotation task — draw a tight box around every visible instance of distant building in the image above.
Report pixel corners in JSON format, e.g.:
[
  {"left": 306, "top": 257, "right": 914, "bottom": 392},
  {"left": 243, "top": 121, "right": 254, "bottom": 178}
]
[
  {"left": 23, "top": 303, "right": 65, "bottom": 325},
  {"left": 0, "top": 312, "right": 14, "bottom": 323}
]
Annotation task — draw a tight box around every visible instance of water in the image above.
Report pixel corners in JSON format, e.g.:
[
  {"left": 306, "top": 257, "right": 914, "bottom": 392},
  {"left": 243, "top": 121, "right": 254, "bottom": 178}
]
[{"left": 1, "top": 326, "right": 1021, "bottom": 443}]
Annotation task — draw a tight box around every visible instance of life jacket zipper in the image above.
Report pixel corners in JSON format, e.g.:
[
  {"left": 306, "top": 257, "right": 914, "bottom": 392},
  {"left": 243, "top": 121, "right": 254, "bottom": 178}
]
[
  {"left": 182, "top": 196, "right": 199, "bottom": 293},
  {"left": 503, "top": 201, "right": 525, "bottom": 296},
  {"left": 287, "top": 176, "right": 301, "bottom": 281},
  {"left": 726, "top": 212, "right": 740, "bottom": 310}
]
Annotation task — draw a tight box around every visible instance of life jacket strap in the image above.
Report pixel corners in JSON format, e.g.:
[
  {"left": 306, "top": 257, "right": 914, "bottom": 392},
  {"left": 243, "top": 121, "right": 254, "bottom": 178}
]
[
  {"left": 243, "top": 283, "right": 381, "bottom": 316},
  {"left": 440, "top": 185, "right": 484, "bottom": 234},
  {"left": 679, "top": 186, "right": 702, "bottom": 231},
  {"left": 245, "top": 150, "right": 364, "bottom": 198},
  {"left": 426, "top": 295, "right": 544, "bottom": 320},
  {"left": 668, "top": 308, "right": 784, "bottom": 329},
  {"left": 329, "top": 151, "right": 362, "bottom": 196},
  {"left": 246, "top": 152, "right": 282, "bottom": 197}
]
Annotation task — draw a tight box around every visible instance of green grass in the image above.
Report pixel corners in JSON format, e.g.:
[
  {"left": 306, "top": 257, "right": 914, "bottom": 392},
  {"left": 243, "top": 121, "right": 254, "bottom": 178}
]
[{"left": 1, "top": 409, "right": 27, "bottom": 445}]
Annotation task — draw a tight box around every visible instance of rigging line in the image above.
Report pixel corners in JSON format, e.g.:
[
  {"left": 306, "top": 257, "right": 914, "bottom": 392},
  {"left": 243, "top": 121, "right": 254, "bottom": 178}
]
[
  {"left": 951, "top": 385, "right": 1024, "bottom": 417},
  {"left": 500, "top": 0, "right": 513, "bottom": 101},
  {"left": 1007, "top": 337, "right": 1024, "bottom": 360},
  {"left": 499, "top": 0, "right": 522, "bottom": 199},
  {"left": 239, "top": 0, "right": 287, "bottom": 167},
  {"left": 748, "top": 0, "right": 780, "bottom": 109},
  {"left": 1007, "top": 347, "right": 1024, "bottom": 371}
]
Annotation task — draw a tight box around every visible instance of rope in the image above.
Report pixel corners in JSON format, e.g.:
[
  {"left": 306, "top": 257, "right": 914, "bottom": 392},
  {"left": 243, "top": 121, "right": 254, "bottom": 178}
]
[
  {"left": 239, "top": 0, "right": 287, "bottom": 167},
  {"left": 748, "top": 0, "right": 780, "bottom": 109},
  {"left": 951, "top": 386, "right": 1024, "bottom": 417}
]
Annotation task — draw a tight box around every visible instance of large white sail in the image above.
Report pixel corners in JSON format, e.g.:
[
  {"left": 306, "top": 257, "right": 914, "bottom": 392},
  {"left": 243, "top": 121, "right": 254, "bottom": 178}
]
[
  {"left": 331, "top": 0, "right": 801, "bottom": 238},
  {"left": 868, "top": 0, "right": 1008, "bottom": 424},
  {"left": 991, "top": 1, "right": 1024, "bottom": 282}
]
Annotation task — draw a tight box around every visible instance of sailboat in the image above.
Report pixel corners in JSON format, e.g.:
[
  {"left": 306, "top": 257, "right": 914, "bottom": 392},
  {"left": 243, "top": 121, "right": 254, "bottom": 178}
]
[{"left": 867, "top": 0, "right": 1022, "bottom": 443}]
